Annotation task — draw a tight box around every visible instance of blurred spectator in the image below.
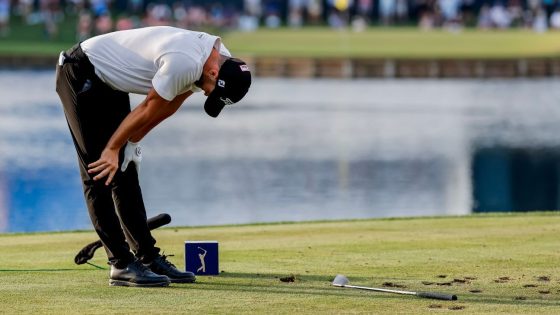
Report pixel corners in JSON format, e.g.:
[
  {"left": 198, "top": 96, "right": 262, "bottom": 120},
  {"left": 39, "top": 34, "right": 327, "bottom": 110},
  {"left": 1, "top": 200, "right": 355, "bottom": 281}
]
[
  {"left": 288, "top": 0, "right": 304, "bottom": 28},
  {"left": 40, "top": 0, "right": 62, "bottom": 39},
  {"left": 395, "top": 0, "right": 408, "bottom": 23},
  {"left": 328, "top": 0, "right": 353, "bottom": 28},
  {"left": 417, "top": 0, "right": 436, "bottom": 30},
  {"left": 14, "top": 0, "right": 33, "bottom": 22},
  {"left": 185, "top": 5, "right": 207, "bottom": 28},
  {"left": 307, "top": 0, "right": 323, "bottom": 24},
  {"left": 90, "top": 0, "right": 110, "bottom": 17},
  {"left": 507, "top": 0, "right": 524, "bottom": 27},
  {"left": 209, "top": 3, "right": 228, "bottom": 28},
  {"left": 144, "top": 2, "right": 172, "bottom": 26},
  {"left": 533, "top": 8, "right": 548, "bottom": 32},
  {"left": 128, "top": 0, "right": 143, "bottom": 15},
  {"left": 263, "top": 0, "right": 281, "bottom": 28},
  {"left": 477, "top": 4, "right": 491, "bottom": 28},
  {"left": 115, "top": 15, "right": 135, "bottom": 30},
  {"left": 95, "top": 14, "right": 113, "bottom": 34},
  {"left": 379, "top": 0, "right": 396, "bottom": 25},
  {"left": 542, "top": 0, "right": 555, "bottom": 19},
  {"left": 5, "top": 0, "right": 560, "bottom": 40},
  {"left": 438, "top": 0, "right": 460, "bottom": 26},
  {"left": 356, "top": 0, "right": 373, "bottom": 20},
  {"left": 244, "top": 0, "right": 262, "bottom": 17},
  {"left": 489, "top": 4, "right": 511, "bottom": 28},
  {"left": 173, "top": 2, "right": 188, "bottom": 28},
  {"left": 0, "top": 0, "right": 9, "bottom": 37},
  {"left": 550, "top": 8, "right": 560, "bottom": 29},
  {"left": 76, "top": 10, "right": 93, "bottom": 40},
  {"left": 459, "top": 0, "right": 475, "bottom": 26},
  {"left": 240, "top": 0, "right": 260, "bottom": 31}
]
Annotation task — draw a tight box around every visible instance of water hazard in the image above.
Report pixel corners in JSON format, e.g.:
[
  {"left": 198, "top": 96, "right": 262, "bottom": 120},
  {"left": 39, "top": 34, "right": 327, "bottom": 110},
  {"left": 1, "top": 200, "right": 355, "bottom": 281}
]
[{"left": 1, "top": 70, "right": 559, "bottom": 232}]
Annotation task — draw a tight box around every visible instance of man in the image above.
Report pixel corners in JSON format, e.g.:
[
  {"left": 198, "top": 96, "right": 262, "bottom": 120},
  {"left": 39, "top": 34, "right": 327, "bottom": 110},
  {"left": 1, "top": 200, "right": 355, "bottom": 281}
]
[{"left": 55, "top": 26, "right": 251, "bottom": 287}]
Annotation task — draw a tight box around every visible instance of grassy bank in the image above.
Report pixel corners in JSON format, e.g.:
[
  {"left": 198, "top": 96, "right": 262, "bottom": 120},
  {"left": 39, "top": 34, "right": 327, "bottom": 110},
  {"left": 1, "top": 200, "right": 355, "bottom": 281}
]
[
  {"left": 225, "top": 28, "right": 560, "bottom": 59},
  {"left": 3, "top": 21, "right": 560, "bottom": 59},
  {"left": 1, "top": 213, "right": 559, "bottom": 314}
]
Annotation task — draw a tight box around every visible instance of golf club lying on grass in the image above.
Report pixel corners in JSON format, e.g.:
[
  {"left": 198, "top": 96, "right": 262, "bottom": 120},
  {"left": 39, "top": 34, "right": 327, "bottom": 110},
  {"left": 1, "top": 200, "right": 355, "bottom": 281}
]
[
  {"left": 74, "top": 213, "right": 172, "bottom": 265},
  {"left": 332, "top": 275, "right": 457, "bottom": 301}
]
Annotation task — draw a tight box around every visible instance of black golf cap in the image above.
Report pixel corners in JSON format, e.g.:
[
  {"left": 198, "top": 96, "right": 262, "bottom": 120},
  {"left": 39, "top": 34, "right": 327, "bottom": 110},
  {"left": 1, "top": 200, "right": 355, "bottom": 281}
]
[{"left": 204, "top": 58, "right": 252, "bottom": 118}]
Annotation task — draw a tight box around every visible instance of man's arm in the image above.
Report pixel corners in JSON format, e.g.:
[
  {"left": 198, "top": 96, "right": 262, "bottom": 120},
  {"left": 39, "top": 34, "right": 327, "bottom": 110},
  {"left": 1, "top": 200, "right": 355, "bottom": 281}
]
[
  {"left": 87, "top": 88, "right": 192, "bottom": 185},
  {"left": 129, "top": 90, "right": 192, "bottom": 142}
]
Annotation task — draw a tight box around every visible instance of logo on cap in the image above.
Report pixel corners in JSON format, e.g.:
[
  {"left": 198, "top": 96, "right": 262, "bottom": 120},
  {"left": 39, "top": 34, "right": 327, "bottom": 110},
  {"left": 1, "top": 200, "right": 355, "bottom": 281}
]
[
  {"left": 240, "top": 65, "right": 250, "bottom": 72},
  {"left": 220, "top": 97, "right": 234, "bottom": 106},
  {"left": 218, "top": 79, "right": 225, "bottom": 88}
]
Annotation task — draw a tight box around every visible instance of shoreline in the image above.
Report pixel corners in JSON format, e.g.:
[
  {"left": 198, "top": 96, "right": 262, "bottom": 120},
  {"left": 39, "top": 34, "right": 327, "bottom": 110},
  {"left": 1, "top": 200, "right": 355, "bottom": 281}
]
[{"left": 2, "top": 55, "right": 559, "bottom": 78}]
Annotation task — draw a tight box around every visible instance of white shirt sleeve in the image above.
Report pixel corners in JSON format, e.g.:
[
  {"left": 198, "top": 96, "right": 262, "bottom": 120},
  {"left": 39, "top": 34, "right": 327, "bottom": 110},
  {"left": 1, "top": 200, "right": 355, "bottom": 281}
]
[{"left": 152, "top": 52, "right": 202, "bottom": 101}]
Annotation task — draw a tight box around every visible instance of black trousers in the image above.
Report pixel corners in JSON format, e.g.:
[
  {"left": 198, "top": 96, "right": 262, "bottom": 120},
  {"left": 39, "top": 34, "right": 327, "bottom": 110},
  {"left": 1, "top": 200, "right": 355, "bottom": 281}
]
[{"left": 55, "top": 44, "right": 159, "bottom": 267}]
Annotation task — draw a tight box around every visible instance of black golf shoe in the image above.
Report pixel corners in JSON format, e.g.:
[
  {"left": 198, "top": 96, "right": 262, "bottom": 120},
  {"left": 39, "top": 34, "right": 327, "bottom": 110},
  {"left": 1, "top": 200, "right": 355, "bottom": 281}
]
[
  {"left": 109, "top": 260, "right": 170, "bottom": 287},
  {"left": 145, "top": 254, "right": 196, "bottom": 283}
]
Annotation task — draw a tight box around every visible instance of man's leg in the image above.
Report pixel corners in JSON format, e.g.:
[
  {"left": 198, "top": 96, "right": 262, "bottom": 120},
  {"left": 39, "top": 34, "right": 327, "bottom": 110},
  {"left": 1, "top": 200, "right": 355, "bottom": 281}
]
[
  {"left": 112, "top": 165, "right": 160, "bottom": 262},
  {"left": 56, "top": 54, "right": 135, "bottom": 267},
  {"left": 107, "top": 92, "right": 195, "bottom": 283}
]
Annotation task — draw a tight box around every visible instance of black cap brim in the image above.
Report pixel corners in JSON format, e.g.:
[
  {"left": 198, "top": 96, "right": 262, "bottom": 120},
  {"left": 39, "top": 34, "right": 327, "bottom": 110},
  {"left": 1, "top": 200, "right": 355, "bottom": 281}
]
[{"left": 204, "top": 94, "right": 225, "bottom": 118}]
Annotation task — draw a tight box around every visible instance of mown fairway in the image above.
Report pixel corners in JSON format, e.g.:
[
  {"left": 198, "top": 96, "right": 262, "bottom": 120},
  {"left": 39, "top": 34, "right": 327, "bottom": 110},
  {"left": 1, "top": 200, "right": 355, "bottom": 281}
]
[{"left": 0, "top": 213, "right": 559, "bottom": 314}]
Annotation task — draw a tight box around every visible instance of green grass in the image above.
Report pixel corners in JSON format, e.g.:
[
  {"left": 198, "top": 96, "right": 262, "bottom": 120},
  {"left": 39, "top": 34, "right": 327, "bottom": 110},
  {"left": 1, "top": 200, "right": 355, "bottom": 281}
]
[
  {"left": 1, "top": 213, "right": 559, "bottom": 314},
  {"left": 225, "top": 28, "right": 560, "bottom": 59},
  {"left": 3, "top": 21, "right": 560, "bottom": 59}
]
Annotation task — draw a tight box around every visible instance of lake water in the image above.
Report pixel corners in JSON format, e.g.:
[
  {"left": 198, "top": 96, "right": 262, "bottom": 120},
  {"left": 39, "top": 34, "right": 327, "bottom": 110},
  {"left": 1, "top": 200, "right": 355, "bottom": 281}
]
[{"left": 1, "top": 70, "right": 559, "bottom": 233}]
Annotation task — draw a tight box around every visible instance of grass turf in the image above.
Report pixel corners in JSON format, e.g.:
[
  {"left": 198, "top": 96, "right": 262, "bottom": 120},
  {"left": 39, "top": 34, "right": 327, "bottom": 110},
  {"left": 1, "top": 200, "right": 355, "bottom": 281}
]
[
  {"left": 0, "top": 213, "right": 559, "bottom": 314},
  {"left": 3, "top": 23, "right": 560, "bottom": 59},
  {"left": 225, "top": 28, "right": 560, "bottom": 59}
]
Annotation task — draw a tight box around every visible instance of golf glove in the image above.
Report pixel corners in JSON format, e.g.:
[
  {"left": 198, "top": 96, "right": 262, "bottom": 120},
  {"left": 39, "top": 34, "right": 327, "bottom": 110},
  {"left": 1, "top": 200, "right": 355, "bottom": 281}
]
[{"left": 121, "top": 141, "right": 142, "bottom": 173}]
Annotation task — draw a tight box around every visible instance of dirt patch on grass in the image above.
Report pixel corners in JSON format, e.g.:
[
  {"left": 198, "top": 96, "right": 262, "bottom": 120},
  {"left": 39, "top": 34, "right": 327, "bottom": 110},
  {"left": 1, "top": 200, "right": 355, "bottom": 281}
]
[
  {"left": 523, "top": 284, "right": 538, "bottom": 288},
  {"left": 449, "top": 305, "right": 466, "bottom": 310},
  {"left": 514, "top": 296, "right": 527, "bottom": 301},
  {"left": 538, "top": 290, "right": 550, "bottom": 294},
  {"left": 469, "top": 289, "right": 482, "bottom": 293},
  {"left": 494, "top": 277, "right": 511, "bottom": 283},
  {"left": 436, "top": 282, "right": 453, "bottom": 286},
  {"left": 428, "top": 304, "right": 443, "bottom": 309},
  {"left": 452, "top": 278, "right": 469, "bottom": 284},
  {"left": 436, "top": 275, "right": 447, "bottom": 278},
  {"left": 536, "top": 276, "right": 550, "bottom": 282},
  {"left": 280, "top": 275, "right": 296, "bottom": 283},
  {"left": 382, "top": 282, "right": 406, "bottom": 288}
]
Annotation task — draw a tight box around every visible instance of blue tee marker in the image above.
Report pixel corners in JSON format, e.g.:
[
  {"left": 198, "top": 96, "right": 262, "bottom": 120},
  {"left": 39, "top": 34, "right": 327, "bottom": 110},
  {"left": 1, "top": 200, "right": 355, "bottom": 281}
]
[{"left": 185, "top": 241, "right": 219, "bottom": 275}]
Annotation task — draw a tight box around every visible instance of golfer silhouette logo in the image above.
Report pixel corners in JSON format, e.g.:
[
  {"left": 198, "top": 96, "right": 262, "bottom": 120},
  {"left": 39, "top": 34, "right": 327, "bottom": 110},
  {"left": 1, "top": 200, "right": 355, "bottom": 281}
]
[{"left": 197, "top": 247, "right": 207, "bottom": 273}]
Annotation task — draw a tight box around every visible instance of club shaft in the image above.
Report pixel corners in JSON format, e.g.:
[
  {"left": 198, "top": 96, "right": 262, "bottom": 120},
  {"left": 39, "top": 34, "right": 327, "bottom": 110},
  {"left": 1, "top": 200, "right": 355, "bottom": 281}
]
[{"left": 339, "top": 284, "right": 417, "bottom": 295}]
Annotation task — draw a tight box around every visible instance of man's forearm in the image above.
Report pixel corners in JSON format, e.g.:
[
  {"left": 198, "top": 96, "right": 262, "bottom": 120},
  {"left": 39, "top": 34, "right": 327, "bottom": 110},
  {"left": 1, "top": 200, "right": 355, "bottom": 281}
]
[
  {"left": 129, "top": 91, "right": 191, "bottom": 142},
  {"left": 105, "top": 89, "right": 175, "bottom": 150}
]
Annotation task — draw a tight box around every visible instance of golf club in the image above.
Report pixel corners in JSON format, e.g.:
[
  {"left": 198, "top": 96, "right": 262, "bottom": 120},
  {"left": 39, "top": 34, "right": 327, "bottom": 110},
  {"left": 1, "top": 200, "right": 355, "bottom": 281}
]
[
  {"left": 332, "top": 274, "right": 457, "bottom": 301},
  {"left": 74, "top": 213, "right": 172, "bottom": 265}
]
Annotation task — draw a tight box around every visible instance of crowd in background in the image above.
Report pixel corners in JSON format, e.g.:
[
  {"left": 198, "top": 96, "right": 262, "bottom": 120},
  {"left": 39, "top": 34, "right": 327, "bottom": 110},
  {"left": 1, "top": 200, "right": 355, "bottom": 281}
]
[{"left": 0, "top": 0, "right": 559, "bottom": 38}]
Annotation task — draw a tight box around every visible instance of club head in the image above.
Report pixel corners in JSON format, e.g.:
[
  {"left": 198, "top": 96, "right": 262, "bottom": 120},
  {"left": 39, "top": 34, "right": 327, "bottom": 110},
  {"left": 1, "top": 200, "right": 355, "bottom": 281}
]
[{"left": 332, "top": 274, "right": 350, "bottom": 287}]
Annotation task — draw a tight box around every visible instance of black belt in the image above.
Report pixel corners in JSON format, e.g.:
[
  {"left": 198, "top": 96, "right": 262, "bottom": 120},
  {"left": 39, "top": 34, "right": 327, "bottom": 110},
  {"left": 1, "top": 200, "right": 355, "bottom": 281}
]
[{"left": 58, "top": 43, "right": 84, "bottom": 66}]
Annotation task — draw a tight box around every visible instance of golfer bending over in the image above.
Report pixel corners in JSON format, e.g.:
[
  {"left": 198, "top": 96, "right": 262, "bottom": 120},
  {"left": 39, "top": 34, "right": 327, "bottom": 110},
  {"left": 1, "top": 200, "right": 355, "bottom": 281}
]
[{"left": 55, "top": 26, "right": 251, "bottom": 287}]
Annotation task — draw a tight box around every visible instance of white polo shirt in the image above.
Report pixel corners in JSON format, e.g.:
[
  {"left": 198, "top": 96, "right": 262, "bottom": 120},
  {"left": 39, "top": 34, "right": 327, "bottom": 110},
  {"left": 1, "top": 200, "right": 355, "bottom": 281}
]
[{"left": 81, "top": 26, "right": 232, "bottom": 101}]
